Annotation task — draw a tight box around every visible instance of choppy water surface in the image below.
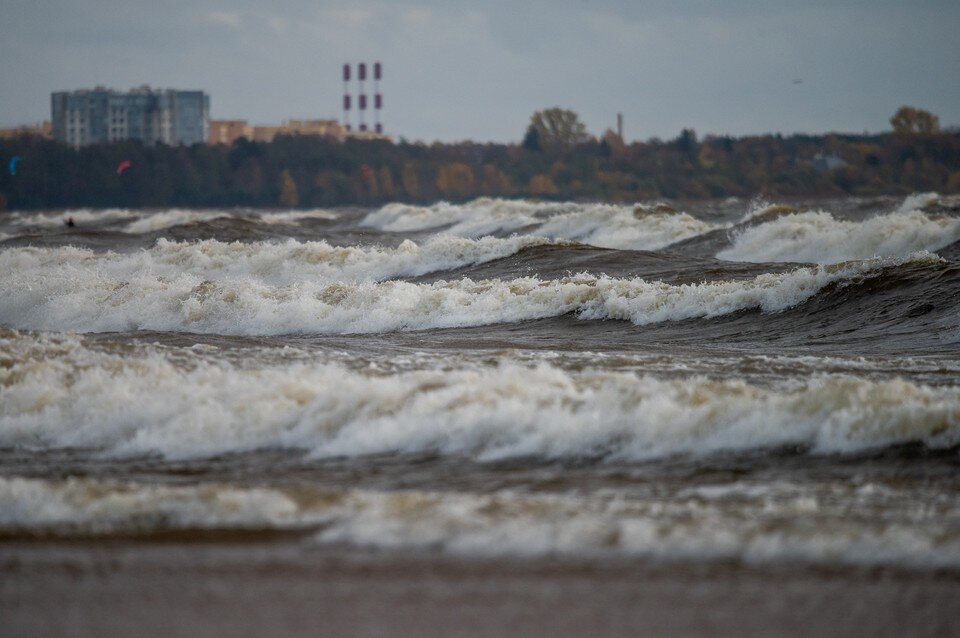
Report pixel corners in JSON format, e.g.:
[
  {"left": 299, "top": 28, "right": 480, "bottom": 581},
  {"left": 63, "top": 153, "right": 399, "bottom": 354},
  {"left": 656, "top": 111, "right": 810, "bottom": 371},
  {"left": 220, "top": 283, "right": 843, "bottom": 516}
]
[{"left": 2, "top": 193, "right": 960, "bottom": 568}]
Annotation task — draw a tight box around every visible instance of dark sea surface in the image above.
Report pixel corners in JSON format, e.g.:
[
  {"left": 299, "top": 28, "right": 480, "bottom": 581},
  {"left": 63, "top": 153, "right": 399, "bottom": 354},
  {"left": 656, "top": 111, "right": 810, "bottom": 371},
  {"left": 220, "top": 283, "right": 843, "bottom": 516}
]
[{"left": 2, "top": 192, "right": 960, "bottom": 569}]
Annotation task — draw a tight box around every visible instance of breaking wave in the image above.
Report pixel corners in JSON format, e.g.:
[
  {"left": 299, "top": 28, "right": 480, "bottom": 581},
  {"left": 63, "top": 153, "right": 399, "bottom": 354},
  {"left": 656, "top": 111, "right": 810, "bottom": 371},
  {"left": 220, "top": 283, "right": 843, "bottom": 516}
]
[
  {"left": 535, "top": 203, "right": 718, "bottom": 250},
  {"left": 719, "top": 209, "right": 960, "bottom": 264},
  {"left": 0, "top": 246, "right": 925, "bottom": 335},
  {"left": 361, "top": 198, "right": 552, "bottom": 234},
  {"left": 121, "top": 209, "right": 234, "bottom": 233},
  {"left": 4, "top": 475, "right": 960, "bottom": 567},
  {"left": 2, "top": 331, "right": 958, "bottom": 461},
  {"left": 0, "top": 235, "right": 554, "bottom": 289},
  {"left": 896, "top": 191, "right": 941, "bottom": 214},
  {"left": 362, "top": 198, "right": 719, "bottom": 250}
]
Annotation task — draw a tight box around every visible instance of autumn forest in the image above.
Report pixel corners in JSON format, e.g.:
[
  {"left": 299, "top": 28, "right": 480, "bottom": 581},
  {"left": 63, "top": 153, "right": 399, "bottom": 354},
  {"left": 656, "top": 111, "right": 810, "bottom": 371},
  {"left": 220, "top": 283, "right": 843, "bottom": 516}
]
[{"left": 1, "top": 107, "right": 957, "bottom": 210}]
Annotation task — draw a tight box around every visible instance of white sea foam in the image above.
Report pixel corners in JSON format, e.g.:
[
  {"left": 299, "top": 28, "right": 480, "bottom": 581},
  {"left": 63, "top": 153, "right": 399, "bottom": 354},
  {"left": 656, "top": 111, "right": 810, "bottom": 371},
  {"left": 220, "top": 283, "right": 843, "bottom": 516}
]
[
  {"left": 3, "top": 475, "right": 960, "bottom": 567},
  {"left": 718, "top": 209, "right": 960, "bottom": 264},
  {"left": 2, "top": 208, "right": 237, "bottom": 233},
  {"left": 256, "top": 209, "right": 340, "bottom": 224},
  {"left": 2, "top": 331, "right": 957, "bottom": 461},
  {"left": 361, "top": 198, "right": 564, "bottom": 233},
  {"left": 0, "top": 477, "right": 312, "bottom": 535},
  {"left": 895, "top": 191, "right": 940, "bottom": 214},
  {"left": 1, "top": 239, "right": 917, "bottom": 335},
  {"left": 534, "top": 204, "right": 718, "bottom": 250},
  {"left": 362, "top": 198, "right": 720, "bottom": 250},
  {"left": 0, "top": 235, "right": 552, "bottom": 291}
]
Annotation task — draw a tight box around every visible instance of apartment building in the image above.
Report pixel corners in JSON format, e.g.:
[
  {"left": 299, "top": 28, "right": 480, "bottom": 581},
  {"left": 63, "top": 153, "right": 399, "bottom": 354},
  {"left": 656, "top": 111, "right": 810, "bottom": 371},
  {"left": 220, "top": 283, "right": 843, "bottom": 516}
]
[{"left": 51, "top": 86, "right": 209, "bottom": 147}]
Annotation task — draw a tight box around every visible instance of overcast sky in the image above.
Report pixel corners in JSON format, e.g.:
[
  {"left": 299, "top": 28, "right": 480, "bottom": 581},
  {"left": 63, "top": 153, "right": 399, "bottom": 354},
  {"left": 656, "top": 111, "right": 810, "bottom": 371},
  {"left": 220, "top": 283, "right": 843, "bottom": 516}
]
[{"left": 2, "top": 0, "right": 958, "bottom": 142}]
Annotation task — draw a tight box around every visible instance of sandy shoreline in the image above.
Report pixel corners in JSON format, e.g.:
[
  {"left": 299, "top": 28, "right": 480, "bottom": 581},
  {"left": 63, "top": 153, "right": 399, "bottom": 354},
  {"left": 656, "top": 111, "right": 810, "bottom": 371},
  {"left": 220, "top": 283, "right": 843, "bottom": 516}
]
[{"left": 3, "top": 541, "right": 959, "bottom": 637}]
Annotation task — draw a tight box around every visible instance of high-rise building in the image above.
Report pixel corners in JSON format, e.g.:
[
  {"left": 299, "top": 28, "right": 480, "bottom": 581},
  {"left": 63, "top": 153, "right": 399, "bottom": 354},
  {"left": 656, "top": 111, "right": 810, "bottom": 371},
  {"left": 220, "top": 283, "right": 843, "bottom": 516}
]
[{"left": 51, "top": 86, "right": 209, "bottom": 148}]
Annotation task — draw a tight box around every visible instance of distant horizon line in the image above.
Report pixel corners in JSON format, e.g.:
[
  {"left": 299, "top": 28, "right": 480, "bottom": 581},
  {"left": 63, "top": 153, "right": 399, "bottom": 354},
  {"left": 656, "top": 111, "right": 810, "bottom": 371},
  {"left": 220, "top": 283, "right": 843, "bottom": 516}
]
[{"left": 1, "top": 118, "right": 957, "bottom": 145}]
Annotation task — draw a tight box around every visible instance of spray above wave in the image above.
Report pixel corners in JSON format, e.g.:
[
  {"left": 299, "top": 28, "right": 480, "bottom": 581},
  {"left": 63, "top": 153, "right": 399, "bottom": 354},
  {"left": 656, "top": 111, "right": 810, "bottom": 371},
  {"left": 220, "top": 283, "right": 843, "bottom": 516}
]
[
  {"left": 0, "top": 249, "right": 923, "bottom": 335},
  {"left": 895, "top": 191, "right": 941, "bottom": 214},
  {"left": 2, "top": 332, "right": 958, "bottom": 461},
  {"left": 720, "top": 206, "right": 960, "bottom": 264},
  {"left": 362, "top": 198, "right": 720, "bottom": 250}
]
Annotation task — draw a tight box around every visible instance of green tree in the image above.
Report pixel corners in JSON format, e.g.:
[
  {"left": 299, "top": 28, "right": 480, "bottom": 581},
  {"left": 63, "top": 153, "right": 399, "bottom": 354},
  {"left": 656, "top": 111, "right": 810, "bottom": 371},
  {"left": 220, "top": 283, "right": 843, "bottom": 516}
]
[
  {"left": 522, "top": 125, "right": 541, "bottom": 151},
  {"left": 527, "top": 108, "right": 589, "bottom": 151},
  {"left": 675, "top": 128, "right": 698, "bottom": 159},
  {"left": 891, "top": 106, "right": 940, "bottom": 135}
]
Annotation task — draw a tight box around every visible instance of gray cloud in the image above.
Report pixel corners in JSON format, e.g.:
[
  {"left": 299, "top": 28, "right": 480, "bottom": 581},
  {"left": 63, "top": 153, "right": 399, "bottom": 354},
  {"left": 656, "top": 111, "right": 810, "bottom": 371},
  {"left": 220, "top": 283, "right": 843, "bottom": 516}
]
[{"left": 2, "top": 1, "right": 957, "bottom": 141}]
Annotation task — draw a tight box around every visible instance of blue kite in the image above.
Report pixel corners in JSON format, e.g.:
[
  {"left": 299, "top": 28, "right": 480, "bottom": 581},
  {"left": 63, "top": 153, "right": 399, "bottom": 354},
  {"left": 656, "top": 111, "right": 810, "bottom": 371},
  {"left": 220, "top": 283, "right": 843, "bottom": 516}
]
[{"left": 9, "top": 156, "right": 20, "bottom": 175}]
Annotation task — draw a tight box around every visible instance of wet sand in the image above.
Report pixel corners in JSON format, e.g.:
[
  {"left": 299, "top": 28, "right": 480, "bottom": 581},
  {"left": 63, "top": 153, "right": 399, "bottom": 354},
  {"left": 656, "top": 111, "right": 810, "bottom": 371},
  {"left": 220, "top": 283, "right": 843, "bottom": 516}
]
[{"left": 2, "top": 541, "right": 958, "bottom": 638}]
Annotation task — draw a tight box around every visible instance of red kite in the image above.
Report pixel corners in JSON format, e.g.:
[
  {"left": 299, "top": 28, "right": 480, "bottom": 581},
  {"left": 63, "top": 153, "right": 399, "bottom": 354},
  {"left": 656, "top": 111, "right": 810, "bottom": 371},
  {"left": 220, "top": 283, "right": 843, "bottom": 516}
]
[{"left": 116, "top": 160, "right": 132, "bottom": 175}]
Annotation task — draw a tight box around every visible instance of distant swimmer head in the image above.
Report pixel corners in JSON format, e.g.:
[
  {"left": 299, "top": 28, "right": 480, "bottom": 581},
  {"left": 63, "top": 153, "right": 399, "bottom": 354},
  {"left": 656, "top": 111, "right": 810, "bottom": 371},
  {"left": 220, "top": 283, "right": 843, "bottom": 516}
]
[{"left": 65, "top": 217, "right": 75, "bottom": 227}]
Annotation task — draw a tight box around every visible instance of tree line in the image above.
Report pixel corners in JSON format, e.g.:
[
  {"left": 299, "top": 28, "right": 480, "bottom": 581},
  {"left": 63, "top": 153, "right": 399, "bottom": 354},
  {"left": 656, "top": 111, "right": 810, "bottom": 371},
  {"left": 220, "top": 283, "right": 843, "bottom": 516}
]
[{"left": 1, "top": 107, "right": 958, "bottom": 210}]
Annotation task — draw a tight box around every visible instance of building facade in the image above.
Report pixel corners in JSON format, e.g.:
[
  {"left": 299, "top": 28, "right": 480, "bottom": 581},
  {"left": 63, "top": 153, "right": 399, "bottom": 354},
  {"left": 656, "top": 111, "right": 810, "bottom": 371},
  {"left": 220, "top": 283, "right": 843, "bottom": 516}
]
[
  {"left": 208, "top": 119, "right": 349, "bottom": 145},
  {"left": 0, "top": 121, "right": 52, "bottom": 140},
  {"left": 208, "top": 120, "right": 253, "bottom": 145},
  {"left": 51, "top": 86, "right": 209, "bottom": 148}
]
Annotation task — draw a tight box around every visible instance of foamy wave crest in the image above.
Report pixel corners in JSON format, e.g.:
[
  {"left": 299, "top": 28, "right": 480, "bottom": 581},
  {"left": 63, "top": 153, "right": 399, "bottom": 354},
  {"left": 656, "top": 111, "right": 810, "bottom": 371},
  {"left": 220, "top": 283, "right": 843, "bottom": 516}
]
[
  {"left": 361, "top": 198, "right": 556, "bottom": 234},
  {"left": 737, "top": 201, "right": 799, "bottom": 224},
  {"left": 362, "top": 198, "right": 719, "bottom": 250},
  {"left": 0, "top": 235, "right": 551, "bottom": 291},
  {"left": 256, "top": 209, "right": 339, "bottom": 224},
  {"left": 895, "top": 191, "right": 940, "bottom": 214},
  {"left": 122, "top": 209, "right": 233, "bottom": 233},
  {"left": 3, "top": 473, "right": 960, "bottom": 566},
  {"left": 0, "top": 477, "right": 315, "bottom": 536},
  {"left": 2, "top": 332, "right": 957, "bottom": 460},
  {"left": 537, "top": 205, "right": 717, "bottom": 250},
  {"left": 718, "top": 210, "right": 960, "bottom": 264},
  {"left": 0, "top": 250, "right": 916, "bottom": 335},
  {"left": 3, "top": 208, "right": 240, "bottom": 233}
]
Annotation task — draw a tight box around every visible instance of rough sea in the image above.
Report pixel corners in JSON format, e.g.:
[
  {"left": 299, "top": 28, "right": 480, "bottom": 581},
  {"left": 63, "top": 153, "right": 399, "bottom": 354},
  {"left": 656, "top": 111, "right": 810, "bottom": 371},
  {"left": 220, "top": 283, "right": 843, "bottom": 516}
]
[{"left": 2, "top": 192, "right": 960, "bottom": 569}]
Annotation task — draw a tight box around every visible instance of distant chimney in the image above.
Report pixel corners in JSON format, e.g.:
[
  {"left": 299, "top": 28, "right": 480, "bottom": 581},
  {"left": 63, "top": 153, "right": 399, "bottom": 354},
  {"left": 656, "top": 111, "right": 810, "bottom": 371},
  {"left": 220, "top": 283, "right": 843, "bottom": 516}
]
[{"left": 343, "top": 61, "right": 384, "bottom": 136}]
